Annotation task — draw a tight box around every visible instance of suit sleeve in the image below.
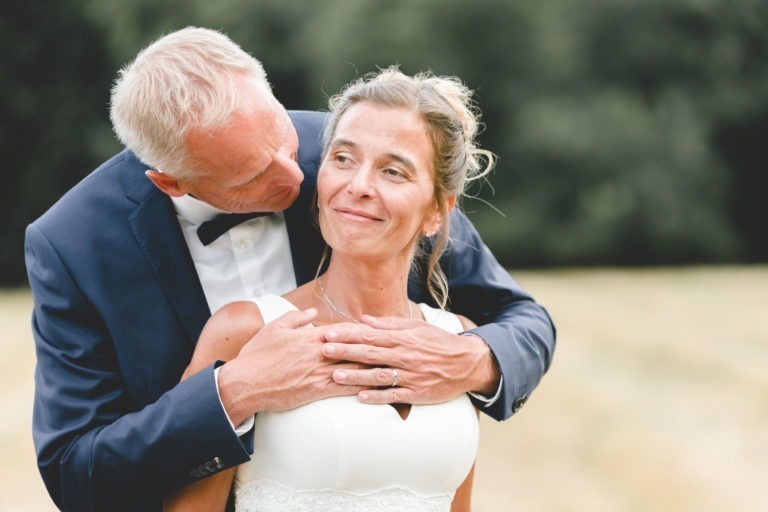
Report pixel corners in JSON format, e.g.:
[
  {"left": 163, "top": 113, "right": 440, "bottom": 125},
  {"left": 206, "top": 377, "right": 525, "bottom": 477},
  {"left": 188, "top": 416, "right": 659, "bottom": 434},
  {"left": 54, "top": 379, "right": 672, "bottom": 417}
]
[
  {"left": 442, "top": 210, "right": 556, "bottom": 421},
  {"left": 26, "top": 224, "right": 251, "bottom": 512}
]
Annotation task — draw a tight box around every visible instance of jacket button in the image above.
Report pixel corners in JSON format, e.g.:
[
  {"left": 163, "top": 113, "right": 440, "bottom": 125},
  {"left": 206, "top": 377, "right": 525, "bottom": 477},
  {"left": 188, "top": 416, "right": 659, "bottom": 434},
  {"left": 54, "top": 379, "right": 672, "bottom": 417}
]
[{"left": 511, "top": 394, "right": 528, "bottom": 413}]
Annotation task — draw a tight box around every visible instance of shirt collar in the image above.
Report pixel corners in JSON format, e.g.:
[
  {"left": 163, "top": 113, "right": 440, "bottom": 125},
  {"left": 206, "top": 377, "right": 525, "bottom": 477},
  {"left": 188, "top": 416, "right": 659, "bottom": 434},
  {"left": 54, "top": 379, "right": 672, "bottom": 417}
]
[{"left": 170, "top": 194, "right": 228, "bottom": 226}]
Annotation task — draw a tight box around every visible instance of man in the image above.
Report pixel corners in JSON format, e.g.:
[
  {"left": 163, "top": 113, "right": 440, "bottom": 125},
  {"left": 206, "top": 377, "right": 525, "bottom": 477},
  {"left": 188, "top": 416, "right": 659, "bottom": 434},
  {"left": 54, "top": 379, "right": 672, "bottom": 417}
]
[{"left": 26, "top": 27, "right": 555, "bottom": 512}]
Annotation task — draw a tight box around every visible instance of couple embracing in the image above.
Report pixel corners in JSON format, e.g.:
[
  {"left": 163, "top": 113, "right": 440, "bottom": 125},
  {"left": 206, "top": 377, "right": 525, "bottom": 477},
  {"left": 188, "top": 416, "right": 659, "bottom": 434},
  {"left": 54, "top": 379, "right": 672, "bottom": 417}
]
[{"left": 26, "top": 27, "right": 555, "bottom": 512}]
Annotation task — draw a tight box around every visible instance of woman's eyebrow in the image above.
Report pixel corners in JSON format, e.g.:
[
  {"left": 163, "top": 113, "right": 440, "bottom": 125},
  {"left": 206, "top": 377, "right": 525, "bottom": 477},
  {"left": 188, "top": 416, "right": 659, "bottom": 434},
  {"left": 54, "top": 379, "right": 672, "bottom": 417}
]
[
  {"left": 329, "top": 138, "right": 415, "bottom": 170},
  {"left": 329, "top": 138, "right": 356, "bottom": 150},
  {"left": 382, "top": 152, "right": 415, "bottom": 171}
]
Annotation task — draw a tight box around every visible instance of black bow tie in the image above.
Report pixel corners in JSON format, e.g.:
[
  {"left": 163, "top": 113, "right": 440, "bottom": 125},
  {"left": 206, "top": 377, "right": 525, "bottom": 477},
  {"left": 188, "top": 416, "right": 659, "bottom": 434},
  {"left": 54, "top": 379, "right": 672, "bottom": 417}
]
[{"left": 197, "top": 212, "right": 272, "bottom": 246}]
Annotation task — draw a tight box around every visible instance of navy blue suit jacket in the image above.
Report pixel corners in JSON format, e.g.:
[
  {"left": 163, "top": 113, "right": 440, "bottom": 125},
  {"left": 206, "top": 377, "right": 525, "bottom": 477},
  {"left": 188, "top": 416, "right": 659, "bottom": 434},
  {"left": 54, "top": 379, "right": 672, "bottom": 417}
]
[{"left": 26, "top": 111, "right": 555, "bottom": 511}]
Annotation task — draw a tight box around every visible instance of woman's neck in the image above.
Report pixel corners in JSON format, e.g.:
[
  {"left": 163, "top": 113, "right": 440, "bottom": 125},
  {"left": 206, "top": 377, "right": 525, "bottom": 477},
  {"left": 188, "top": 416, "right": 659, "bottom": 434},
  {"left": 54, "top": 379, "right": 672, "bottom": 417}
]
[{"left": 316, "top": 254, "right": 412, "bottom": 323}]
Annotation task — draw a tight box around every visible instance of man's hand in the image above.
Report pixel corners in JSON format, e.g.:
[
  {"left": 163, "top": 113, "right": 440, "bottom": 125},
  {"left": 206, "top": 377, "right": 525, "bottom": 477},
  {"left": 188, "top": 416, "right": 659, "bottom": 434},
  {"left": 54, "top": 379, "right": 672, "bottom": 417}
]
[
  {"left": 322, "top": 315, "right": 500, "bottom": 405},
  {"left": 217, "top": 309, "right": 367, "bottom": 426}
]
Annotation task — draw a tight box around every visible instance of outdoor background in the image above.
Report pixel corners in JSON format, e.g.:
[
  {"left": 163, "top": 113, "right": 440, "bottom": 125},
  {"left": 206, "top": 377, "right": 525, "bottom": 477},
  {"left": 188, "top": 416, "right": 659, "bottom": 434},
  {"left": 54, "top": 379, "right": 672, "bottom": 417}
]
[{"left": 1, "top": 0, "right": 767, "bottom": 510}]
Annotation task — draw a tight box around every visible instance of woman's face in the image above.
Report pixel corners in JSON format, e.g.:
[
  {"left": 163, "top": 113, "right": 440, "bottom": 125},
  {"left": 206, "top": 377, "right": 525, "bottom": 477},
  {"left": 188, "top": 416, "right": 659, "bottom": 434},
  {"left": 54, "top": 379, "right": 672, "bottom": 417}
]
[{"left": 318, "top": 101, "right": 443, "bottom": 263}]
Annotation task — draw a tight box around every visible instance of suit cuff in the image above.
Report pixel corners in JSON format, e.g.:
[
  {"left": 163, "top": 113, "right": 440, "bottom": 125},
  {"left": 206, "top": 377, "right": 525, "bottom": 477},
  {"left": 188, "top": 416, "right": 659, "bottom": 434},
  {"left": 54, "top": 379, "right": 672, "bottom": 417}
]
[{"left": 214, "top": 364, "right": 255, "bottom": 436}]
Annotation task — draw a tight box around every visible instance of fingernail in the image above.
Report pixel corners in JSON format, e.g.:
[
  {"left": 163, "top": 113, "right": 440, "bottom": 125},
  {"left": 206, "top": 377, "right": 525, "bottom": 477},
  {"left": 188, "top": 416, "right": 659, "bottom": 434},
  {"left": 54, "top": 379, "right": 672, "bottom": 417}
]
[
  {"left": 325, "top": 330, "right": 338, "bottom": 341},
  {"left": 324, "top": 345, "right": 335, "bottom": 355},
  {"left": 360, "top": 392, "right": 369, "bottom": 401},
  {"left": 335, "top": 370, "right": 346, "bottom": 381}
]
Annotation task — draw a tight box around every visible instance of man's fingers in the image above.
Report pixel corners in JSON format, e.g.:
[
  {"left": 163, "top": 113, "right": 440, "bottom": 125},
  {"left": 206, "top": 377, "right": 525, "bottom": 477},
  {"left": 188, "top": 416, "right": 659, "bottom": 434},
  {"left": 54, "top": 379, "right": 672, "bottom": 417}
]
[
  {"left": 333, "top": 367, "right": 401, "bottom": 387},
  {"left": 357, "top": 387, "right": 417, "bottom": 405},
  {"left": 323, "top": 342, "right": 397, "bottom": 365},
  {"left": 326, "top": 361, "right": 370, "bottom": 372},
  {"left": 267, "top": 308, "right": 318, "bottom": 330},
  {"left": 323, "top": 324, "right": 380, "bottom": 344},
  {"left": 323, "top": 383, "right": 369, "bottom": 398}
]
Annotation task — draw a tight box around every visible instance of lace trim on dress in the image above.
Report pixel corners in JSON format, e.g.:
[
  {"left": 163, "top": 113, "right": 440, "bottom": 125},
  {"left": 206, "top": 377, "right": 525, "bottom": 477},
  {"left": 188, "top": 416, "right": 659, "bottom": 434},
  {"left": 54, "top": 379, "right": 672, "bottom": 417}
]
[{"left": 235, "top": 479, "right": 453, "bottom": 512}]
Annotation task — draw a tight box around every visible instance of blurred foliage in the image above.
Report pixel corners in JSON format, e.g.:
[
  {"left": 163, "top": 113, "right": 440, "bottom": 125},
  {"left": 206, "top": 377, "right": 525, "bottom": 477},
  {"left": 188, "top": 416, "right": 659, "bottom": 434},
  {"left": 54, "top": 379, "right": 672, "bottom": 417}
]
[{"left": 2, "top": 0, "right": 767, "bottom": 285}]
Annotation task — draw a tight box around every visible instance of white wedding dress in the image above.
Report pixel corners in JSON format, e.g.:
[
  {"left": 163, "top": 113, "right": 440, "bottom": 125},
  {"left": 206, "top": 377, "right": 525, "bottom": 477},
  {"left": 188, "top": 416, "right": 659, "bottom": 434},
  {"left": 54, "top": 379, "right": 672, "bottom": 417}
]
[{"left": 234, "top": 295, "right": 479, "bottom": 512}]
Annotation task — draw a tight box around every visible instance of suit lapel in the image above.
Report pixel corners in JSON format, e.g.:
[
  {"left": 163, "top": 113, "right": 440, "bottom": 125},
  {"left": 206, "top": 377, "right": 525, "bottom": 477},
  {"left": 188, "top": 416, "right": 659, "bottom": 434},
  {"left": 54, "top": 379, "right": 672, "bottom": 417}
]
[
  {"left": 285, "top": 110, "right": 329, "bottom": 285},
  {"left": 284, "top": 178, "right": 325, "bottom": 285},
  {"left": 122, "top": 155, "right": 210, "bottom": 345}
]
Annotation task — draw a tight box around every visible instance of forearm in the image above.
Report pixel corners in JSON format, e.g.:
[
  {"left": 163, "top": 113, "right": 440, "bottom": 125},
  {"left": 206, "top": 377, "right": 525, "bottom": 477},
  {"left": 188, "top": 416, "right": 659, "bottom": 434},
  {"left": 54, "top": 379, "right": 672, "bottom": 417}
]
[
  {"left": 461, "top": 332, "right": 501, "bottom": 396},
  {"left": 440, "top": 210, "right": 556, "bottom": 420},
  {"left": 468, "top": 300, "right": 555, "bottom": 420},
  {"left": 26, "top": 221, "right": 250, "bottom": 511},
  {"left": 38, "top": 366, "right": 250, "bottom": 511},
  {"left": 455, "top": 315, "right": 500, "bottom": 396}
]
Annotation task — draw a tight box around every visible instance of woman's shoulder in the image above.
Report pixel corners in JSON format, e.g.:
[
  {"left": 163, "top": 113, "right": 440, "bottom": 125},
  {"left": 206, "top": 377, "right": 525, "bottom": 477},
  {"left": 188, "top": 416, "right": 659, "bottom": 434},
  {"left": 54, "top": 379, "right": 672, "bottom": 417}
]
[
  {"left": 417, "top": 303, "right": 473, "bottom": 333},
  {"left": 247, "top": 294, "right": 301, "bottom": 324}
]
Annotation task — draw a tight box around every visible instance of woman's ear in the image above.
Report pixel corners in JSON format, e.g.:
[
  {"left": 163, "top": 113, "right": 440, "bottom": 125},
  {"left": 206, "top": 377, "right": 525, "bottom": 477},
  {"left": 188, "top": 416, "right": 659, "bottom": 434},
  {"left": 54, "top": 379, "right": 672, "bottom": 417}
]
[
  {"left": 422, "top": 195, "right": 456, "bottom": 237},
  {"left": 145, "top": 170, "right": 187, "bottom": 197},
  {"left": 444, "top": 194, "right": 456, "bottom": 213}
]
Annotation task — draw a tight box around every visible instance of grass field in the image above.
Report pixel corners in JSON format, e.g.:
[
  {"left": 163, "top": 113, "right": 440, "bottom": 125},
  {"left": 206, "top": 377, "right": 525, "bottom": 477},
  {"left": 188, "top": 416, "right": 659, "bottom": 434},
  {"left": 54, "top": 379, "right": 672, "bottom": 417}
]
[{"left": 2, "top": 266, "right": 766, "bottom": 511}]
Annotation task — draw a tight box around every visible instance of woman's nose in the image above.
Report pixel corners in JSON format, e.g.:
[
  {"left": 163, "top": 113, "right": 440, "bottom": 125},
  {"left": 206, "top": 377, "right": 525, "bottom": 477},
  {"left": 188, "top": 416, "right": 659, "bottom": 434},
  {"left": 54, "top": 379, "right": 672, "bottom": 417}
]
[{"left": 346, "top": 166, "right": 375, "bottom": 198}]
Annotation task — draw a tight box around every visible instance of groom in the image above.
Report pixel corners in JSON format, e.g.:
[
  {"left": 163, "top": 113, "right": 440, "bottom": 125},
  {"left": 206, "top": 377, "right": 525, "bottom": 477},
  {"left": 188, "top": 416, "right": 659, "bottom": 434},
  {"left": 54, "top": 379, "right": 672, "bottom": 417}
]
[{"left": 25, "top": 27, "right": 555, "bottom": 511}]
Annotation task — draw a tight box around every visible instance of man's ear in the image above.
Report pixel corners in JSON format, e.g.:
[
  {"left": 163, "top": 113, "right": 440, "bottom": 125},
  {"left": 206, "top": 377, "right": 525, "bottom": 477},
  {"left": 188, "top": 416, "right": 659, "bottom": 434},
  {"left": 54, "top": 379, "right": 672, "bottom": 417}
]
[{"left": 145, "top": 170, "right": 187, "bottom": 197}]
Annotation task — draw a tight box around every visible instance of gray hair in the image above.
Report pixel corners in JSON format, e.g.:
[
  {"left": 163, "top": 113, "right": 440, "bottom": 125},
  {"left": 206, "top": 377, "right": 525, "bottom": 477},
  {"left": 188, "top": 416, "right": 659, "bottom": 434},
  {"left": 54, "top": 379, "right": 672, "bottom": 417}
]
[
  {"left": 110, "top": 26, "right": 270, "bottom": 180},
  {"left": 324, "top": 66, "right": 496, "bottom": 308}
]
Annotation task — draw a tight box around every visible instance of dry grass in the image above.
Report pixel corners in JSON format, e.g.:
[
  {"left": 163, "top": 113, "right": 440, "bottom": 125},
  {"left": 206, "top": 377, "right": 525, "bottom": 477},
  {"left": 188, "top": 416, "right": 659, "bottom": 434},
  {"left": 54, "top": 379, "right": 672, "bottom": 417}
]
[
  {"left": 473, "top": 266, "right": 768, "bottom": 512},
  {"left": 2, "top": 266, "right": 767, "bottom": 511}
]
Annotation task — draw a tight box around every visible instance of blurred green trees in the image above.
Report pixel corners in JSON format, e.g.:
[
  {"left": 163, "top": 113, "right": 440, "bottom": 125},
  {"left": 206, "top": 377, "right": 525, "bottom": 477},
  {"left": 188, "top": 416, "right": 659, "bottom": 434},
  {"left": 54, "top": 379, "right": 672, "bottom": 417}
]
[{"left": 2, "top": 0, "right": 766, "bottom": 285}]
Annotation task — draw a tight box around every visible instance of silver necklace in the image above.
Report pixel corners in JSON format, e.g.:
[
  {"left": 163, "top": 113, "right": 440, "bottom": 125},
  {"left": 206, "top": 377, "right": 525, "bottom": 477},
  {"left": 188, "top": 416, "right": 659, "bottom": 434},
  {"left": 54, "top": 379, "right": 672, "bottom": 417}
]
[{"left": 317, "top": 277, "right": 413, "bottom": 324}]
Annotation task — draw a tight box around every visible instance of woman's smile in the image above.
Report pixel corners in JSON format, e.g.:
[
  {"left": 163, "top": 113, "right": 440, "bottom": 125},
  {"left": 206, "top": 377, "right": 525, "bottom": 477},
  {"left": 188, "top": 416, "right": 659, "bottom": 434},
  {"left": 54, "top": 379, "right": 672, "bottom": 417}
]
[{"left": 334, "top": 206, "right": 384, "bottom": 222}]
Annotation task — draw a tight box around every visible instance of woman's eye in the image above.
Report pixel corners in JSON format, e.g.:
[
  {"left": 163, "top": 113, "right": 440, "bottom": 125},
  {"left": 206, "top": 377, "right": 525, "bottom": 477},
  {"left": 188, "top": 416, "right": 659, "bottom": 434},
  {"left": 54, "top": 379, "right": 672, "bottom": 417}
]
[
  {"left": 384, "top": 167, "right": 405, "bottom": 179},
  {"left": 334, "top": 154, "right": 352, "bottom": 166}
]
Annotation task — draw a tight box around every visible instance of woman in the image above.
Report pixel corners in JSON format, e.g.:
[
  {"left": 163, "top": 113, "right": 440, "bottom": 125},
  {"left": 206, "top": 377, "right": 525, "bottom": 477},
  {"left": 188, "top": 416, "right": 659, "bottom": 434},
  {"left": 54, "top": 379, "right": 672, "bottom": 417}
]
[{"left": 165, "top": 66, "right": 496, "bottom": 512}]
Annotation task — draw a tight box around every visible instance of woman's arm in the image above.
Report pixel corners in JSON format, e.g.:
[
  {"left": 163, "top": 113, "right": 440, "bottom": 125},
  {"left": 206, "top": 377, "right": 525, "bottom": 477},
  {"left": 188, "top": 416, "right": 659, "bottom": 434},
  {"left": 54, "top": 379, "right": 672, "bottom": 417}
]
[
  {"left": 164, "top": 301, "right": 266, "bottom": 512},
  {"left": 450, "top": 314, "right": 479, "bottom": 512},
  {"left": 182, "top": 301, "right": 266, "bottom": 379},
  {"left": 451, "top": 464, "right": 476, "bottom": 512}
]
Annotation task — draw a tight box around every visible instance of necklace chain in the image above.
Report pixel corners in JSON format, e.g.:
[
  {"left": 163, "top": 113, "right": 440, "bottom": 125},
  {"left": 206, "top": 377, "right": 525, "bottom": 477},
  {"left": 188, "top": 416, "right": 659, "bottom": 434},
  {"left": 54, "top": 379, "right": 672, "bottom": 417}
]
[{"left": 317, "top": 277, "right": 413, "bottom": 324}]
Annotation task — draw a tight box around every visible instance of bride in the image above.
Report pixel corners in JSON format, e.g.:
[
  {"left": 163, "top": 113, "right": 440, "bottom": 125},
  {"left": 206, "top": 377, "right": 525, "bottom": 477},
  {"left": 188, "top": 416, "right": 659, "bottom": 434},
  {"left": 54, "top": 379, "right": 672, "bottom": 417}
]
[{"left": 165, "top": 66, "right": 496, "bottom": 512}]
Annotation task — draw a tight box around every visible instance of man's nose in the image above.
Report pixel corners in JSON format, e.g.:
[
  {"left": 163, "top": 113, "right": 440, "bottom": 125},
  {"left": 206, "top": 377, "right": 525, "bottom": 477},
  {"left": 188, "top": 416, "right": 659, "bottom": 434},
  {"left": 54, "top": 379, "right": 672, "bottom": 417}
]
[{"left": 277, "top": 155, "right": 304, "bottom": 186}]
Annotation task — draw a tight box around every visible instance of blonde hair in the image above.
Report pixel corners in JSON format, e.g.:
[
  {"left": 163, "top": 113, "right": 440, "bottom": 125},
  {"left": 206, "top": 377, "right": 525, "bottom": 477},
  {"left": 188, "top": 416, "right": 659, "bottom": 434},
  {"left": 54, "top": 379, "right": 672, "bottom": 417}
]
[
  {"left": 324, "top": 66, "right": 496, "bottom": 308},
  {"left": 110, "top": 27, "right": 270, "bottom": 180}
]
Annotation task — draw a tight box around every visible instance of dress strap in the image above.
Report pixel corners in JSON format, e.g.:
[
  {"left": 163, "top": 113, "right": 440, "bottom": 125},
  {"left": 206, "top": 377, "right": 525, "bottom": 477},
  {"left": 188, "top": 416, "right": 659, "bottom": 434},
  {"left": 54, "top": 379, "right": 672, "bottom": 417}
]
[
  {"left": 417, "top": 304, "right": 463, "bottom": 334},
  {"left": 247, "top": 295, "right": 300, "bottom": 324}
]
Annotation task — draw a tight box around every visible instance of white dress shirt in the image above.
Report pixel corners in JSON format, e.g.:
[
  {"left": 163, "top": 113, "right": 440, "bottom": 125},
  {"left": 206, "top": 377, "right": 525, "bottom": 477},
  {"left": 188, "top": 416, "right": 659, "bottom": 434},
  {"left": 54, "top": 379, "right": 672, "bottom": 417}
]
[
  {"left": 171, "top": 194, "right": 297, "bottom": 314},
  {"left": 172, "top": 194, "right": 296, "bottom": 433}
]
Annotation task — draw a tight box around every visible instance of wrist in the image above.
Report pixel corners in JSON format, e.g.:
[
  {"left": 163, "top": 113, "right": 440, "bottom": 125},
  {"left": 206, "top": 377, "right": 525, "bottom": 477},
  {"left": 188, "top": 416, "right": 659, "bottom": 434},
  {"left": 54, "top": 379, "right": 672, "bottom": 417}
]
[
  {"left": 461, "top": 332, "right": 501, "bottom": 396},
  {"left": 217, "top": 359, "right": 261, "bottom": 427}
]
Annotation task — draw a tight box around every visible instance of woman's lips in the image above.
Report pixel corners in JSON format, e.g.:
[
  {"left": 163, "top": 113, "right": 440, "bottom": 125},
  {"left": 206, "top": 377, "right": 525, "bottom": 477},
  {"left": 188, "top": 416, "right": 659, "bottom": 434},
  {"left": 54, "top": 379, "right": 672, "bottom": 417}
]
[{"left": 335, "top": 207, "right": 383, "bottom": 222}]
